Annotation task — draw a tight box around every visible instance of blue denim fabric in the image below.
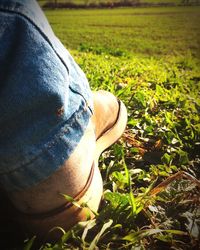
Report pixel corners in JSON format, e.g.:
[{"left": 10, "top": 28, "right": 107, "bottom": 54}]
[{"left": 0, "top": 0, "right": 93, "bottom": 192}]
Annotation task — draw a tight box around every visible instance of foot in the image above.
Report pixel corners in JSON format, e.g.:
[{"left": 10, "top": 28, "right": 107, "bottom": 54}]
[
  {"left": 6, "top": 90, "right": 127, "bottom": 241},
  {"left": 92, "top": 90, "right": 120, "bottom": 139}
]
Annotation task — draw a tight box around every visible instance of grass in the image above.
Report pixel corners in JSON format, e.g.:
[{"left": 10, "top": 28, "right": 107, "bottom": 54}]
[
  {"left": 38, "top": 0, "right": 199, "bottom": 7},
  {"left": 45, "top": 6, "right": 200, "bottom": 59},
  {"left": 10, "top": 6, "right": 200, "bottom": 250}
]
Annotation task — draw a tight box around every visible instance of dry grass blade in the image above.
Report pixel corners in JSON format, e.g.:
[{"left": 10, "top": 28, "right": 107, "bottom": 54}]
[
  {"left": 123, "top": 132, "right": 164, "bottom": 155},
  {"left": 123, "top": 132, "right": 147, "bottom": 155},
  {"left": 152, "top": 139, "right": 163, "bottom": 150},
  {"left": 150, "top": 171, "right": 200, "bottom": 196}
]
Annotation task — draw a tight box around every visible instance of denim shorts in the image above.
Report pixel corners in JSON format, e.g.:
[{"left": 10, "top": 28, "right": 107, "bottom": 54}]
[{"left": 0, "top": 0, "right": 93, "bottom": 192}]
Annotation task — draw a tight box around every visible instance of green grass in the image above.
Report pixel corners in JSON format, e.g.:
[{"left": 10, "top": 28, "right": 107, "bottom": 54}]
[
  {"left": 45, "top": 6, "right": 200, "bottom": 59},
  {"left": 23, "top": 6, "right": 200, "bottom": 250},
  {"left": 38, "top": 0, "right": 197, "bottom": 6}
]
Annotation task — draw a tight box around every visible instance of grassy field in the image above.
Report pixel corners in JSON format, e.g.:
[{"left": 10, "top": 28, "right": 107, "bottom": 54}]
[
  {"left": 38, "top": 0, "right": 199, "bottom": 7},
  {"left": 23, "top": 6, "right": 200, "bottom": 250},
  {"left": 45, "top": 6, "right": 200, "bottom": 58}
]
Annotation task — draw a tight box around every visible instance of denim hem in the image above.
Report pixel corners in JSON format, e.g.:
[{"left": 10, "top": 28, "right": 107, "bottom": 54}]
[{"left": 0, "top": 105, "right": 91, "bottom": 192}]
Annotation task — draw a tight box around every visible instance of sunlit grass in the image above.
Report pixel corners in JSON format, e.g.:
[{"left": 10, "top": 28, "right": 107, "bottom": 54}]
[{"left": 45, "top": 6, "right": 200, "bottom": 58}]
